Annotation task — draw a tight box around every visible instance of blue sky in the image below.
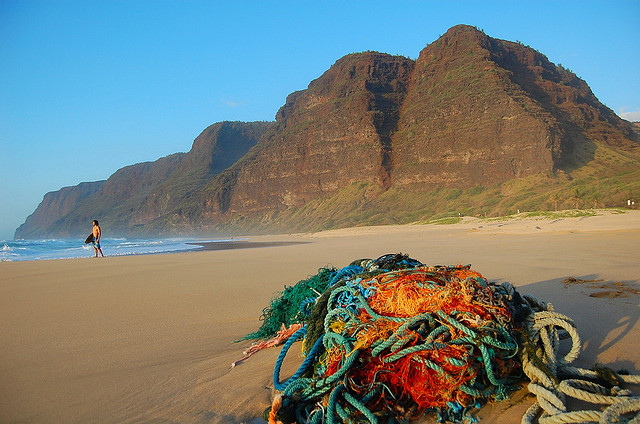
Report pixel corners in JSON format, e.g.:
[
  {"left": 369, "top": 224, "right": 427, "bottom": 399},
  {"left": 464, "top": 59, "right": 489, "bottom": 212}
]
[{"left": 1, "top": 1, "right": 639, "bottom": 240}]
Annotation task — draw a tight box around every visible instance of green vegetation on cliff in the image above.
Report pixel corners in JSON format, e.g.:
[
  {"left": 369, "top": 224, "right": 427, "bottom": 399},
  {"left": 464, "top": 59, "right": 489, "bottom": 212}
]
[{"left": 15, "top": 25, "right": 640, "bottom": 238}]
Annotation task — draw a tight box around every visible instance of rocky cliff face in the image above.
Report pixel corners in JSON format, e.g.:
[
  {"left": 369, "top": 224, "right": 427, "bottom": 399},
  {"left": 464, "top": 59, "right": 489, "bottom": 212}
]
[
  {"left": 16, "top": 121, "right": 269, "bottom": 238},
  {"left": 390, "top": 25, "right": 637, "bottom": 190},
  {"left": 133, "top": 121, "right": 270, "bottom": 228},
  {"left": 197, "top": 52, "right": 415, "bottom": 222},
  {"left": 16, "top": 25, "right": 640, "bottom": 238},
  {"left": 187, "top": 25, "right": 637, "bottom": 231},
  {"left": 393, "top": 25, "right": 561, "bottom": 188},
  {"left": 15, "top": 181, "right": 104, "bottom": 239}
]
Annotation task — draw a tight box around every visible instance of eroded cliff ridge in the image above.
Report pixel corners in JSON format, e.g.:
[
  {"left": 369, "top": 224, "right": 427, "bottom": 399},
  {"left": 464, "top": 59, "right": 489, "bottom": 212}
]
[
  {"left": 16, "top": 25, "right": 639, "bottom": 238},
  {"left": 15, "top": 121, "right": 269, "bottom": 238}
]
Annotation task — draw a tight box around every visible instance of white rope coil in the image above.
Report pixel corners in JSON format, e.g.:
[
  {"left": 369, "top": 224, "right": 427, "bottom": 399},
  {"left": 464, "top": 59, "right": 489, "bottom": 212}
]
[{"left": 519, "top": 294, "right": 640, "bottom": 424}]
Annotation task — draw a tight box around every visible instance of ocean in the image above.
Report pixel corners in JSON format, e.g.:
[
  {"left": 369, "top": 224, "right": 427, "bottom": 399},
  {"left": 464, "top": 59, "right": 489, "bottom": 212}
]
[{"left": 0, "top": 237, "right": 229, "bottom": 262}]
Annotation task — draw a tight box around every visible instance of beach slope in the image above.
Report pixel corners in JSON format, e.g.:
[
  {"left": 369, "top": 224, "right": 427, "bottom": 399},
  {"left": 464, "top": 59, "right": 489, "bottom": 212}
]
[{"left": 1, "top": 211, "right": 639, "bottom": 423}]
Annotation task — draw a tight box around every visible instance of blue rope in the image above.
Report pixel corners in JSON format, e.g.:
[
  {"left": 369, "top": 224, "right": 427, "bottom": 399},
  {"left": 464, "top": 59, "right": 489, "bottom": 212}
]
[
  {"left": 266, "top": 256, "right": 528, "bottom": 423},
  {"left": 329, "top": 265, "right": 364, "bottom": 286},
  {"left": 273, "top": 326, "right": 325, "bottom": 391}
]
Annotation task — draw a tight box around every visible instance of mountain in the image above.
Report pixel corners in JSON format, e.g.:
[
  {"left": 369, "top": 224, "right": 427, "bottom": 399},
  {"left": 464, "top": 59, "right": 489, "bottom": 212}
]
[
  {"left": 15, "top": 25, "right": 640, "bottom": 239},
  {"left": 15, "top": 121, "right": 269, "bottom": 238},
  {"left": 15, "top": 181, "right": 105, "bottom": 239}
]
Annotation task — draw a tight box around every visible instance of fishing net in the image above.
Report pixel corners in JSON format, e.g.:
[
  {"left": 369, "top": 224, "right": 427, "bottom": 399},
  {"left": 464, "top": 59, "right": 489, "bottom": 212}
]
[
  {"left": 240, "top": 254, "right": 640, "bottom": 423},
  {"left": 241, "top": 267, "right": 337, "bottom": 341}
]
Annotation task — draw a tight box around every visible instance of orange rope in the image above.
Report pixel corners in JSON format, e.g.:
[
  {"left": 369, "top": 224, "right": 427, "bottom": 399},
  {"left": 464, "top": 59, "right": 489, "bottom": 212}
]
[{"left": 231, "top": 323, "right": 303, "bottom": 368}]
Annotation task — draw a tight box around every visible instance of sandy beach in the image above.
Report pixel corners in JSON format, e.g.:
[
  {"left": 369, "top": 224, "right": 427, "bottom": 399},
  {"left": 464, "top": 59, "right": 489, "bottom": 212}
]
[{"left": 1, "top": 210, "right": 639, "bottom": 423}]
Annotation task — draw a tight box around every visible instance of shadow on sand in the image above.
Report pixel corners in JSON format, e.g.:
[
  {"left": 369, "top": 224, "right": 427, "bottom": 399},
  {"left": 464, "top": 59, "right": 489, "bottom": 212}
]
[{"left": 516, "top": 274, "right": 640, "bottom": 374}]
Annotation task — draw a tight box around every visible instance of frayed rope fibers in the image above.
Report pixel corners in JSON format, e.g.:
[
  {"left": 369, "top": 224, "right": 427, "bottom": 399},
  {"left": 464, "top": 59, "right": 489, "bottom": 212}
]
[{"left": 243, "top": 254, "right": 640, "bottom": 424}]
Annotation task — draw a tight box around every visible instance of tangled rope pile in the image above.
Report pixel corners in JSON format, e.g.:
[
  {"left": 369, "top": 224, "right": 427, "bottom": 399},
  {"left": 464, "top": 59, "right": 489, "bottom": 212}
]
[{"left": 243, "top": 254, "right": 640, "bottom": 423}]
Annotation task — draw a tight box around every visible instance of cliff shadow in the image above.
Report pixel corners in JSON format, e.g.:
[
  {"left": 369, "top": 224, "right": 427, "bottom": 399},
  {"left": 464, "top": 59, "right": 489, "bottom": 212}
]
[
  {"left": 366, "top": 80, "right": 409, "bottom": 190},
  {"left": 556, "top": 125, "right": 598, "bottom": 174}
]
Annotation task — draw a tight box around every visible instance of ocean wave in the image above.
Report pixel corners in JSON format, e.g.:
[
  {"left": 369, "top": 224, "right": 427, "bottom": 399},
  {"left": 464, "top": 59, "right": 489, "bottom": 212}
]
[{"left": 0, "top": 237, "right": 209, "bottom": 261}]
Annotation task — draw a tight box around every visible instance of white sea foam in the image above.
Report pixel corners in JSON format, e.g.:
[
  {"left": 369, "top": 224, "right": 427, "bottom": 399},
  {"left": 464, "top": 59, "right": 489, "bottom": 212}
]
[{"left": 0, "top": 238, "right": 209, "bottom": 261}]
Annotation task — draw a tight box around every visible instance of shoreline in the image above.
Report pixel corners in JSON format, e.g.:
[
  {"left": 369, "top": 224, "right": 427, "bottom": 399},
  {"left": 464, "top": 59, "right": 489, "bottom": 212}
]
[
  {"left": 187, "top": 240, "right": 310, "bottom": 251},
  {"left": 5, "top": 209, "right": 639, "bottom": 263},
  {"left": 1, "top": 240, "right": 310, "bottom": 263},
  {"left": 1, "top": 210, "right": 639, "bottom": 423}
]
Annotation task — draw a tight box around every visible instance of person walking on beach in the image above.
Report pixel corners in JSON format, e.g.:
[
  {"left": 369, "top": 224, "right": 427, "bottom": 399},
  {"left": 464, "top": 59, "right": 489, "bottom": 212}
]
[{"left": 92, "top": 220, "right": 104, "bottom": 258}]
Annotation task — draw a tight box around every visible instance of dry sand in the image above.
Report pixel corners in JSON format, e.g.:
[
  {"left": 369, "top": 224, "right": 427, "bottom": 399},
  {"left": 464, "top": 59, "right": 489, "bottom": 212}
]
[{"left": 1, "top": 210, "right": 639, "bottom": 423}]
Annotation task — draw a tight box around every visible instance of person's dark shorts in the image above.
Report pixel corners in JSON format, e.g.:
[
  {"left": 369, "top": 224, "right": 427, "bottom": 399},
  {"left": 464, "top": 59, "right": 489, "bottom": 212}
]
[{"left": 92, "top": 240, "right": 101, "bottom": 249}]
